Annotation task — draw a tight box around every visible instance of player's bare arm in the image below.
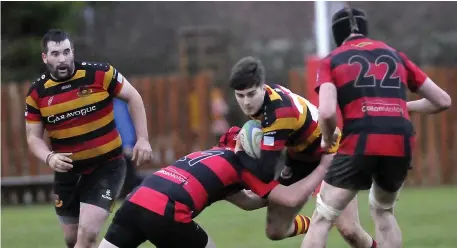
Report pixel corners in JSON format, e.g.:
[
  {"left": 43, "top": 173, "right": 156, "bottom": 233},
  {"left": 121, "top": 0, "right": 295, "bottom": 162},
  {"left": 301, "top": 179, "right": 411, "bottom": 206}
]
[
  {"left": 26, "top": 120, "right": 73, "bottom": 172},
  {"left": 407, "top": 78, "right": 451, "bottom": 114},
  {"left": 225, "top": 189, "right": 268, "bottom": 211},
  {"left": 25, "top": 122, "right": 50, "bottom": 162},
  {"left": 397, "top": 52, "right": 451, "bottom": 114},
  {"left": 267, "top": 153, "right": 331, "bottom": 208},
  {"left": 318, "top": 82, "right": 338, "bottom": 150},
  {"left": 117, "top": 79, "right": 153, "bottom": 166},
  {"left": 237, "top": 148, "right": 332, "bottom": 209}
]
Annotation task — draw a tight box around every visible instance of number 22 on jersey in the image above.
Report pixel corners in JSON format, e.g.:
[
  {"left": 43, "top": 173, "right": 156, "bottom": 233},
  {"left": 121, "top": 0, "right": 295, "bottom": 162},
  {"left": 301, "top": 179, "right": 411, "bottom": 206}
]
[{"left": 349, "top": 54, "right": 402, "bottom": 89}]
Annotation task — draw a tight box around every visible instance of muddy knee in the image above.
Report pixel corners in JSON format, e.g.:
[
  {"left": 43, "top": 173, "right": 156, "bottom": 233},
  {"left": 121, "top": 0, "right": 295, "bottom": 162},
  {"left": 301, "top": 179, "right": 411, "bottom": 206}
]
[
  {"left": 265, "top": 215, "right": 291, "bottom": 240},
  {"left": 59, "top": 218, "right": 79, "bottom": 248},
  {"left": 64, "top": 234, "right": 77, "bottom": 248},
  {"left": 78, "top": 225, "right": 99, "bottom": 245},
  {"left": 265, "top": 225, "right": 289, "bottom": 241}
]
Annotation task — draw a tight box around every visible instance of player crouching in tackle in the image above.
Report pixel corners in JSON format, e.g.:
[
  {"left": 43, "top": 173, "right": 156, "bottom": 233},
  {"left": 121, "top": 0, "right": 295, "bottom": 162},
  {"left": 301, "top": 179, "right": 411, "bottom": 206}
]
[
  {"left": 25, "top": 29, "right": 153, "bottom": 248},
  {"left": 98, "top": 127, "right": 332, "bottom": 248},
  {"left": 301, "top": 7, "right": 451, "bottom": 248},
  {"left": 229, "top": 56, "right": 377, "bottom": 247}
]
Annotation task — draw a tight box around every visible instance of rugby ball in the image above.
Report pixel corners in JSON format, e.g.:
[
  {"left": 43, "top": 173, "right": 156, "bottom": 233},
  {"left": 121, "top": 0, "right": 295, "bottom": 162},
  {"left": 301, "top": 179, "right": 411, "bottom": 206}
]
[{"left": 239, "top": 120, "right": 263, "bottom": 159}]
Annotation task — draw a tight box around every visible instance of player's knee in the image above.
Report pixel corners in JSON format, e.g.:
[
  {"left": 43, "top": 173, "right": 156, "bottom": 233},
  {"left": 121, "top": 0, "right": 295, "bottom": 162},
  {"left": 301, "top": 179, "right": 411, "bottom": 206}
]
[
  {"left": 316, "top": 193, "right": 341, "bottom": 221},
  {"left": 369, "top": 183, "right": 399, "bottom": 211},
  {"left": 265, "top": 228, "right": 286, "bottom": 241},
  {"left": 60, "top": 222, "right": 78, "bottom": 248},
  {"left": 77, "top": 225, "right": 99, "bottom": 245},
  {"left": 63, "top": 234, "right": 77, "bottom": 248},
  {"left": 265, "top": 225, "right": 288, "bottom": 241},
  {"left": 265, "top": 213, "right": 291, "bottom": 240}
]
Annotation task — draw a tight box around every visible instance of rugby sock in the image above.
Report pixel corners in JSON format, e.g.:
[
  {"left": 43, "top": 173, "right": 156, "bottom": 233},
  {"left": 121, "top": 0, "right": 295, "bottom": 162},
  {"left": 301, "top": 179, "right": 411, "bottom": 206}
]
[
  {"left": 290, "top": 215, "right": 311, "bottom": 237},
  {"left": 371, "top": 238, "right": 377, "bottom": 248}
]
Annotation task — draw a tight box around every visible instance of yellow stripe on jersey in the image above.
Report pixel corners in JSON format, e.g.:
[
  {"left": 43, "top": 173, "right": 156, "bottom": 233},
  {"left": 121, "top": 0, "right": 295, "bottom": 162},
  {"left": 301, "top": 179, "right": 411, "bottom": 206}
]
[
  {"left": 40, "top": 92, "right": 109, "bottom": 117},
  {"left": 263, "top": 109, "right": 307, "bottom": 133},
  {"left": 26, "top": 120, "right": 41, "bottom": 124},
  {"left": 263, "top": 117, "right": 298, "bottom": 133},
  {"left": 48, "top": 111, "right": 114, "bottom": 139},
  {"left": 26, "top": 96, "right": 39, "bottom": 109},
  {"left": 44, "top": 70, "right": 86, "bottom": 88},
  {"left": 288, "top": 124, "right": 322, "bottom": 152},
  {"left": 103, "top": 66, "right": 115, "bottom": 90},
  {"left": 71, "top": 135, "right": 122, "bottom": 160},
  {"left": 267, "top": 86, "right": 282, "bottom": 101},
  {"left": 327, "top": 132, "right": 341, "bottom": 154}
]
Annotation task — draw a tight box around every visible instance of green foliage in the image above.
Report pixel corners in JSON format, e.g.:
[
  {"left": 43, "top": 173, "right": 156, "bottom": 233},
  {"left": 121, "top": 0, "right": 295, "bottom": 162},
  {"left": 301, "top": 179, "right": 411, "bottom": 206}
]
[{"left": 1, "top": 2, "right": 86, "bottom": 83}]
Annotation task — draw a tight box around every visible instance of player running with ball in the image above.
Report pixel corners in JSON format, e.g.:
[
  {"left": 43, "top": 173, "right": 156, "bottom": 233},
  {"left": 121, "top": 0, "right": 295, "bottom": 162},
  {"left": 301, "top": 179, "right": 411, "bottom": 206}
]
[{"left": 229, "top": 56, "right": 377, "bottom": 247}]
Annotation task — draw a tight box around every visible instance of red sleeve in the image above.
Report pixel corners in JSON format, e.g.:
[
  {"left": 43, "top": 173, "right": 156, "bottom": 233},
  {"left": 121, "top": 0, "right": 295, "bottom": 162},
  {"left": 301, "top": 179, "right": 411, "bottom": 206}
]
[
  {"left": 25, "top": 86, "right": 42, "bottom": 124},
  {"left": 399, "top": 52, "right": 428, "bottom": 92},
  {"left": 241, "top": 169, "right": 279, "bottom": 198},
  {"left": 315, "top": 56, "right": 334, "bottom": 93},
  {"left": 103, "top": 65, "right": 125, "bottom": 96}
]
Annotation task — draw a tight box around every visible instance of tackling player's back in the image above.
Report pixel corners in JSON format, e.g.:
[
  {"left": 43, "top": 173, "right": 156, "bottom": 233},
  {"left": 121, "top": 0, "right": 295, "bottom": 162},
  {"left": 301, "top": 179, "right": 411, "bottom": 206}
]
[{"left": 128, "top": 145, "right": 278, "bottom": 223}]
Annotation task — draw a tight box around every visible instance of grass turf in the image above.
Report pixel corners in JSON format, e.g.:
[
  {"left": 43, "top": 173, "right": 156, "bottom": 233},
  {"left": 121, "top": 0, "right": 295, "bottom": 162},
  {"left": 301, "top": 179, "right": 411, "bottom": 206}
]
[{"left": 2, "top": 186, "right": 456, "bottom": 248}]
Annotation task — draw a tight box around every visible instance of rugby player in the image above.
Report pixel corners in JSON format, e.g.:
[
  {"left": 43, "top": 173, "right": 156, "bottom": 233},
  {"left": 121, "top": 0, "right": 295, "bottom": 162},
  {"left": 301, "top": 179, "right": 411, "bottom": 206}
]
[
  {"left": 229, "top": 56, "right": 377, "bottom": 247},
  {"left": 301, "top": 8, "right": 451, "bottom": 248},
  {"left": 98, "top": 126, "right": 329, "bottom": 248},
  {"left": 113, "top": 98, "right": 143, "bottom": 197},
  {"left": 24, "top": 29, "right": 153, "bottom": 248}
]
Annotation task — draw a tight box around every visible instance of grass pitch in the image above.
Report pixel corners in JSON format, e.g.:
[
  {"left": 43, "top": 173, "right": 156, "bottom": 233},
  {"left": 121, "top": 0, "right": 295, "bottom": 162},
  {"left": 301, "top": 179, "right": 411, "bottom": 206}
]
[{"left": 2, "top": 186, "right": 456, "bottom": 248}]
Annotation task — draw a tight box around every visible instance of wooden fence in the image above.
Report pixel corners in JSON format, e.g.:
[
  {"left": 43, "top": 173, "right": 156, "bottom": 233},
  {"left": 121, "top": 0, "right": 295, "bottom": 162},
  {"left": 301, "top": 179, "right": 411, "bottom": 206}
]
[{"left": 2, "top": 68, "right": 457, "bottom": 186}]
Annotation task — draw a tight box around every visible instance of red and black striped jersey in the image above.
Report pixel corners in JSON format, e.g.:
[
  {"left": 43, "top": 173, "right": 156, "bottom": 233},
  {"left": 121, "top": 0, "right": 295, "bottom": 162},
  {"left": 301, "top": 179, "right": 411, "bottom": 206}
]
[
  {"left": 25, "top": 61, "right": 125, "bottom": 172},
  {"left": 238, "top": 84, "right": 339, "bottom": 183},
  {"left": 128, "top": 147, "right": 279, "bottom": 223},
  {"left": 315, "top": 36, "right": 427, "bottom": 157}
]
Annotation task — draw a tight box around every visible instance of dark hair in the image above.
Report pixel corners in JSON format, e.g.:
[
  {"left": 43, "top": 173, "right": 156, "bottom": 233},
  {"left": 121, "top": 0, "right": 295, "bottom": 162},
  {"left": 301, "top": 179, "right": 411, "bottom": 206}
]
[
  {"left": 41, "top": 29, "right": 72, "bottom": 53},
  {"left": 331, "top": 8, "right": 368, "bottom": 47},
  {"left": 229, "top": 56, "right": 265, "bottom": 90}
]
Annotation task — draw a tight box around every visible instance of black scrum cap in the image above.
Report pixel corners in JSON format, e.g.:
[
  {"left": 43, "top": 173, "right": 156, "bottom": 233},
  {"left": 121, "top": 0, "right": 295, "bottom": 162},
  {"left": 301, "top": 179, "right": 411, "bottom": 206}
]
[{"left": 331, "top": 8, "right": 368, "bottom": 47}]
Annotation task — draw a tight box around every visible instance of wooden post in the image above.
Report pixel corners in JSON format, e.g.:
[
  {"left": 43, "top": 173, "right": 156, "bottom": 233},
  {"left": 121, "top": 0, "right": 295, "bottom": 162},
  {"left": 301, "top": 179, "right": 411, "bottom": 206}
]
[
  {"left": 1, "top": 84, "right": 11, "bottom": 177},
  {"left": 181, "top": 76, "right": 193, "bottom": 154},
  {"left": 156, "top": 77, "right": 167, "bottom": 167},
  {"left": 8, "top": 84, "right": 26, "bottom": 176},
  {"left": 438, "top": 68, "right": 450, "bottom": 184},
  {"left": 195, "top": 72, "right": 211, "bottom": 149}
]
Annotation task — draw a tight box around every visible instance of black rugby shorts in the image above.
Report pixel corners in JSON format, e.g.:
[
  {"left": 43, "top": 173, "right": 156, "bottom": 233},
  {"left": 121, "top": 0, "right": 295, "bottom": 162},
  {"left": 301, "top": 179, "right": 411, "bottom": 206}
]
[
  {"left": 53, "top": 158, "right": 127, "bottom": 218},
  {"left": 104, "top": 201, "right": 209, "bottom": 248},
  {"left": 324, "top": 154, "right": 410, "bottom": 192}
]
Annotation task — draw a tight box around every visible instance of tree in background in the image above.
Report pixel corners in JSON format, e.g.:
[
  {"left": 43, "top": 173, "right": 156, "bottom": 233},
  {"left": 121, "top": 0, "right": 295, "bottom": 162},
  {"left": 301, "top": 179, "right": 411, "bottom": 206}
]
[{"left": 1, "top": 2, "right": 86, "bottom": 83}]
